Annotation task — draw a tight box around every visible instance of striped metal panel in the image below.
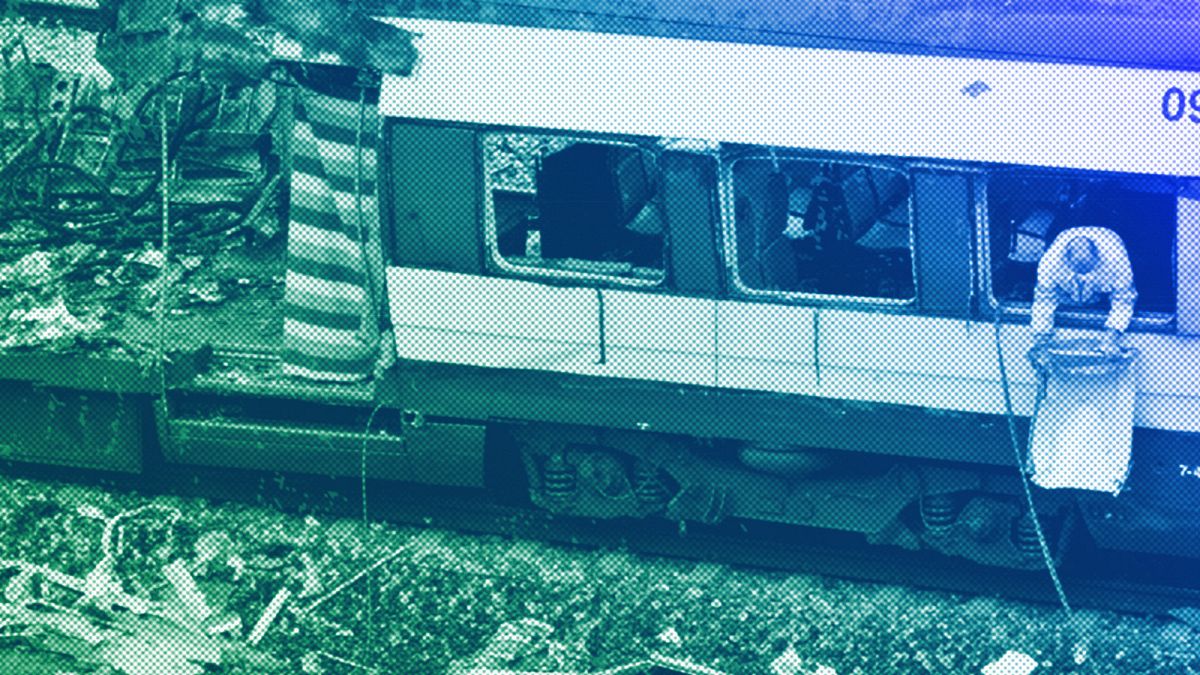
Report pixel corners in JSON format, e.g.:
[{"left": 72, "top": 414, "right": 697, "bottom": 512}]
[{"left": 281, "top": 89, "right": 385, "bottom": 382}]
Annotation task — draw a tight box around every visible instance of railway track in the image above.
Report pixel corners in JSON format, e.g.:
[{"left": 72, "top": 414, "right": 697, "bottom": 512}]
[
  {"left": 167, "top": 350, "right": 1200, "bottom": 622},
  {"left": 1, "top": 381, "right": 1197, "bottom": 672},
  {"left": 113, "top": 453, "right": 1200, "bottom": 622}
]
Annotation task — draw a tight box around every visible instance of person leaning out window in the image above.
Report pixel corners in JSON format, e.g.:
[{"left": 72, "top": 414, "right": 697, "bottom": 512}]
[{"left": 1030, "top": 227, "right": 1137, "bottom": 355}]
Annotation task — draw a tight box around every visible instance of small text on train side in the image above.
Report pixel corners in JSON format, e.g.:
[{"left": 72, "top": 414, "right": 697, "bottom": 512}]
[{"left": 1162, "top": 88, "right": 1200, "bottom": 123}]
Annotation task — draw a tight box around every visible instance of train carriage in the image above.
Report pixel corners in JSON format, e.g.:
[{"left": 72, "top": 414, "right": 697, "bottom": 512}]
[
  {"left": 354, "top": 12, "right": 1200, "bottom": 568},
  {"left": 7, "top": 1, "right": 1200, "bottom": 572}
]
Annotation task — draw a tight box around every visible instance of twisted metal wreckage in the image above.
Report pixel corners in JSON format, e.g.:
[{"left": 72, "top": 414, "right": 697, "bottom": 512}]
[{"left": 0, "top": 0, "right": 415, "bottom": 382}]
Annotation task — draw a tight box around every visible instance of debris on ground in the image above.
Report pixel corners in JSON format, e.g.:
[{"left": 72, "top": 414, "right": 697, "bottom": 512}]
[
  {"left": 981, "top": 650, "right": 1038, "bottom": 675},
  {"left": 1168, "top": 606, "right": 1200, "bottom": 632},
  {"left": 465, "top": 618, "right": 556, "bottom": 670},
  {"left": 3, "top": 475, "right": 1200, "bottom": 673},
  {"left": 0, "top": 561, "right": 238, "bottom": 675},
  {"left": 769, "top": 644, "right": 806, "bottom": 675},
  {"left": 0, "top": 16, "right": 286, "bottom": 358},
  {"left": 657, "top": 626, "right": 683, "bottom": 646}
]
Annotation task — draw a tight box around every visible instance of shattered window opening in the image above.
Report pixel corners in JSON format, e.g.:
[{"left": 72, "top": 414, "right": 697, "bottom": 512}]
[
  {"left": 725, "top": 152, "right": 916, "bottom": 304},
  {"left": 985, "top": 170, "right": 1179, "bottom": 325},
  {"left": 483, "top": 131, "right": 667, "bottom": 286}
]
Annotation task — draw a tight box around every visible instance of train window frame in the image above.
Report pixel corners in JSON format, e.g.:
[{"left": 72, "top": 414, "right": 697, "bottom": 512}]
[
  {"left": 718, "top": 148, "right": 918, "bottom": 307},
  {"left": 480, "top": 130, "right": 668, "bottom": 289},
  {"left": 979, "top": 169, "right": 1178, "bottom": 331}
]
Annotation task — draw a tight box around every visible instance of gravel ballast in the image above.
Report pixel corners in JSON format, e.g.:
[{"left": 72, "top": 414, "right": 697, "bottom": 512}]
[{"left": 0, "top": 475, "right": 1199, "bottom": 674}]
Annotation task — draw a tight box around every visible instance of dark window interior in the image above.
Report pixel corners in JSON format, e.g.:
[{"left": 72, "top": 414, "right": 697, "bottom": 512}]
[
  {"left": 988, "top": 172, "right": 1177, "bottom": 316},
  {"left": 485, "top": 135, "right": 664, "bottom": 280},
  {"left": 730, "top": 156, "right": 914, "bottom": 300}
]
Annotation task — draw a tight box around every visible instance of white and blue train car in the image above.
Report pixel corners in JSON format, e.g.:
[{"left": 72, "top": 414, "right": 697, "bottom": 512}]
[{"left": 361, "top": 7, "right": 1200, "bottom": 568}]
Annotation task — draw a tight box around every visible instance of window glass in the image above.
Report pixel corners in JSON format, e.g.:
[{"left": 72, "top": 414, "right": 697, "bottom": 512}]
[
  {"left": 483, "top": 132, "right": 665, "bottom": 283},
  {"left": 987, "top": 172, "right": 1177, "bottom": 317},
  {"left": 727, "top": 155, "right": 914, "bottom": 301}
]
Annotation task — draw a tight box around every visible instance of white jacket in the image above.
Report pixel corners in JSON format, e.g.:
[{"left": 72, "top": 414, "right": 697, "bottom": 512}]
[{"left": 1030, "top": 227, "right": 1137, "bottom": 333}]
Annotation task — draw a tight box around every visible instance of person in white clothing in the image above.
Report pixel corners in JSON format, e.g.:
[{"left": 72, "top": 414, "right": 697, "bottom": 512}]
[{"left": 1030, "top": 227, "right": 1137, "bottom": 354}]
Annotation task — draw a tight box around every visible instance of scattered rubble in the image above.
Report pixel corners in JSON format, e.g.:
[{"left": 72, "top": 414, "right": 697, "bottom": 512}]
[
  {"left": 981, "top": 650, "right": 1038, "bottom": 675},
  {"left": 3, "top": 476, "right": 1200, "bottom": 673},
  {"left": 0, "top": 16, "right": 286, "bottom": 358},
  {"left": 0, "top": 509, "right": 282, "bottom": 675}
]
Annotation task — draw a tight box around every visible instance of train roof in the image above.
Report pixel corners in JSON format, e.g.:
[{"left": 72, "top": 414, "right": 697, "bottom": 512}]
[{"left": 403, "top": 0, "right": 1200, "bottom": 72}]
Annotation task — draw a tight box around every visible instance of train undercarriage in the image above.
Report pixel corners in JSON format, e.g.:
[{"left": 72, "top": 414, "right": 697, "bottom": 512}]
[{"left": 4, "top": 343, "right": 1198, "bottom": 575}]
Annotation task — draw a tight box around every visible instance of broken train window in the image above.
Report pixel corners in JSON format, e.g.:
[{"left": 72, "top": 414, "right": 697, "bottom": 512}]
[
  {"left": 725, "top": 151, "right": 915, "bottom": 302},
  {"left": 987, "top": 171, "right": 1177, "bottom": 323},
  {"left": 483, "top": 132, "right": 665, "bottom": 284}
]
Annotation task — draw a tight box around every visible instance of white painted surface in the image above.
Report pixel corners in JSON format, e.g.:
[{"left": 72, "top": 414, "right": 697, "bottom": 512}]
[
  {"left": 717, "top": 358, "right": 820, "bottom": 397},
  {"left": 385, "top": 266, "right": 1200, "bottom": 432},
  {"left": 550, "top": 347, "right": 717, "bottom": 388},
  {"left": 595, "top": 291, "right": 719, "bottom": 386},
  {"left": 819, "top": 367, "right": 1037, "bottom": 417},
  {"left": 818, "top": 311, "right": 1001, "bottom": 382},
  {"left": 603, "top": 291, "right": 715, "bottom": 353},
  {"left": 1136, "top": 393, "right": 1200, "bottom": 432},
  {"left": 1177, "top": 196, "right": 1200, "bottom": 335},
  {"left": 712, "top": 300, "right": 817, "bottom": 395},
  {"left": 387, "top": 267, "right": 720, "bottom": 386},
  {"left": 387, "top": 266, "right": 594, "bottom": 342},
  {"left": 716, "top": 301, "right": 816, "bottom": 363},
  {"left": 379, "top": 18, "right": 1200, "bottom": 176},
  {"left": 390, "top": 326, "right": 594, "bottom": 371}
]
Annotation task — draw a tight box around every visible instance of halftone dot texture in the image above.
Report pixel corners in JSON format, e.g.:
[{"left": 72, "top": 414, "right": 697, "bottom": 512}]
[
  {"left": 282, "top": 88, "right": 385, "bottom": 382},
  {"left": 3, "top": 1, "right": 1200, "bottom": 673}
]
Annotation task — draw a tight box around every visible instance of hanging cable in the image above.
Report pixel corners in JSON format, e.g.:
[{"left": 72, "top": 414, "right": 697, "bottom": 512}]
[
  {"left": 154, "top": 83, "right": 174, "bottom": 425},
  {"left": 352, "top": 76, "right": 378, "bottom": 343},
  {"left": 595, "top": 287, "right": 607, "bottom": 365},
  {"left": 350, "top": 77, "right": 382, "bottom": 670},
  {"left": 992, "top": 309, "right": 1090, "bottom": 664}
]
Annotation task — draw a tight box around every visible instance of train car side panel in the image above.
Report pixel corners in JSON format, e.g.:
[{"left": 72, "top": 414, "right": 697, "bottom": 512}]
[
  {"left": 386, "top": 266, "right": 596, "bottom": 370},
  {"left": 1177, "top": 195, "right": 1200, "bottom": 336},
  {"left": 382, "top": 121, "right": 483, "bottom": 273},
  {"left": 379, "top": 18, "right": 1200, "bottom": 176},
  {"left": 0, "top": 382, "right": 143, "bottom": 473},
  {"left": 715, "top": 301, "right": 817, "bottom": 396},
  {"left": 912, "top": 169, "right": 976, "bottom": 318}
]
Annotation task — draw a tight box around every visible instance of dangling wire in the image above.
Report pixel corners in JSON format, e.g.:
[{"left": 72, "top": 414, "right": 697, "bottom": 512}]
[
  {"left": 351, "top": 77, "right": 382, "bottom": 671},
  {"left": 156, "top": 84, "right": 173, "bottom": 406},
  {"left": 992, "top": 310, "right": 1090, "bottom": 664}
]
